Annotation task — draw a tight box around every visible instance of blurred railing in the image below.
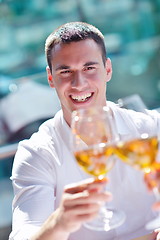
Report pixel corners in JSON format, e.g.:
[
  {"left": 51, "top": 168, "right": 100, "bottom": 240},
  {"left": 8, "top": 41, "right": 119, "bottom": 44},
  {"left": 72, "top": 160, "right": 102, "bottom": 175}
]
[{"left": 0, "top": 143, "right": 18, "bottom": 160}]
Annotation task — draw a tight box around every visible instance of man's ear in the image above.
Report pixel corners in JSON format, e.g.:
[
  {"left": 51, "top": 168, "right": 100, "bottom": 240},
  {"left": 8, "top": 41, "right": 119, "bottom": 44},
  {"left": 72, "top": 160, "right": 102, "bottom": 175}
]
[
  {"left": 105, "top": 58, "right": 112, "bottom": 82},
  {"left": 46, "top": 66, "right": 54, "bottom": 88}
]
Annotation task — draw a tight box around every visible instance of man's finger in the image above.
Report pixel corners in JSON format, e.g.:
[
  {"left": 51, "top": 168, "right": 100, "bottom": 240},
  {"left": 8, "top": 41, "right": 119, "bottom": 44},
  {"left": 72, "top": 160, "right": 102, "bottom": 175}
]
[{"left": 64, "top": 178, "right": 108, "bottom": 194}]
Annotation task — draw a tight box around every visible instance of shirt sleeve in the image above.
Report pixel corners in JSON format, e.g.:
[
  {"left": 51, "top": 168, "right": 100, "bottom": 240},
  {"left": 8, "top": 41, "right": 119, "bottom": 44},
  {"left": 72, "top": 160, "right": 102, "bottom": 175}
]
[
  {"left": 147, "top": 109, "right": 160, "bottom": 130},
  {"left": 9, "top": 139, "right": 57, "bottom": 240}
]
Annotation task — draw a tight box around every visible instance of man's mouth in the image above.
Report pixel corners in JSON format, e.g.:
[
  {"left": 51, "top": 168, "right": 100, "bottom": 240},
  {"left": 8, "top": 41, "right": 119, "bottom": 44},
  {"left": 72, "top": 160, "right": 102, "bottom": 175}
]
[{"left": 70, "top": 93, "right": 93, "bottom": 102}]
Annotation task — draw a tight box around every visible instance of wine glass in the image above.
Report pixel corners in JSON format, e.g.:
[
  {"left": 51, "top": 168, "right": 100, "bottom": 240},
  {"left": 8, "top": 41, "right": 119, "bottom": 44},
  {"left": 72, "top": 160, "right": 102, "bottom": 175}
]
[
  {"left": 71, "top": 106, "right": 126, "bottom": 231},
  {"left": 116, "top": 95, "right": 160, "bottom": 230}
]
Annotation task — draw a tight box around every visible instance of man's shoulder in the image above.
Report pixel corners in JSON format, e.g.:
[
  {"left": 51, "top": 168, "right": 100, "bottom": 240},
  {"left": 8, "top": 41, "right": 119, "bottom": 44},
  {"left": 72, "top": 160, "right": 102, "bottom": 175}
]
[
  {"left": 107, "top": 100, "right": 157, "bottom": 134},
  {"left": 18, "top": 116, "right": 58, "bottom": 153},
  {"left": 108, "top": 100, "right": 153, "bottom": 120}
]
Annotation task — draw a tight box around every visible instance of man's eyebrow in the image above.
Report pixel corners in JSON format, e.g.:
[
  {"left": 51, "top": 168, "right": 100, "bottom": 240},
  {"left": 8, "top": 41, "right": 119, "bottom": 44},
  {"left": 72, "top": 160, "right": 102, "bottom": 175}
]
[
  {"left": 55, "top": 62, "right": 99, "bottom": 71},
  {"left": 55, "top": 65, "right": 70, "bottom": 71},
  {"left": 83, "top": 61, "right": 99, "bottom": 66}
]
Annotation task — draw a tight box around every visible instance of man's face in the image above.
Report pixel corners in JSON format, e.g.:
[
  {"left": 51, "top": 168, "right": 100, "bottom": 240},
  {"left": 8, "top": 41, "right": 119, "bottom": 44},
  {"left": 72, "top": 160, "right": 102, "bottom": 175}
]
[{"left": 47, "top": 39, "right": 112, "bottom": 125}]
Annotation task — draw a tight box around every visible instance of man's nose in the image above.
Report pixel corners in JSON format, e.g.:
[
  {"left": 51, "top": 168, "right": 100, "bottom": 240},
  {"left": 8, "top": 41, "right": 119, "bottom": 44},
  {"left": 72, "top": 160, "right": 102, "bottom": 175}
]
[{"left": 71, "top": 72, "right": 88, "bottom": 90}]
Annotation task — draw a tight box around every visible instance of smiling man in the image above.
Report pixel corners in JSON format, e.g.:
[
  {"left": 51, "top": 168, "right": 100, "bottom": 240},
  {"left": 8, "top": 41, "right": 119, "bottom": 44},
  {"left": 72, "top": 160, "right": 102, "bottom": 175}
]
[
  {"left": 46, "top": 26, "right": 112, "bottom": 126},
  {"left": 9, "top": 22, "right": 160, "bottom": 240}
]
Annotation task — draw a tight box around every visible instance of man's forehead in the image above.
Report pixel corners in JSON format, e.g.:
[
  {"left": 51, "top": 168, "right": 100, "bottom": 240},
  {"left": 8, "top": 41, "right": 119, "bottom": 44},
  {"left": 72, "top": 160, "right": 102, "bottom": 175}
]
[
  {"left": 50, "top": 39, "right": 103, "bottom": 69},
  {"left": 51, "top": 39, "right": 100, "bottom": 53}
]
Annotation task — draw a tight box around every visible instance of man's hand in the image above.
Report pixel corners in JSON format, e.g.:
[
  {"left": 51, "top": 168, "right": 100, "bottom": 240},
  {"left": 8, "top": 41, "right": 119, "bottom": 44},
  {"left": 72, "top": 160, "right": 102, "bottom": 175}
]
[
  {"left": 31, "top": 178, "right": 112, "bottom": 240},
  {"left": 55, "top": 178, "right": 112, "bottom": 233},
  {"left": 154, "top": 228, "right": 160, "bottom": 240}
]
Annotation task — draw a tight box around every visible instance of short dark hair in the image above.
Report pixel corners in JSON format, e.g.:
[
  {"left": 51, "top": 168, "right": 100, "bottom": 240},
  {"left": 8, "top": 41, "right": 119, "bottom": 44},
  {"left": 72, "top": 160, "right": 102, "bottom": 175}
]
[{"left": 45, "top": 22, "right": 107, "bottom": 72}]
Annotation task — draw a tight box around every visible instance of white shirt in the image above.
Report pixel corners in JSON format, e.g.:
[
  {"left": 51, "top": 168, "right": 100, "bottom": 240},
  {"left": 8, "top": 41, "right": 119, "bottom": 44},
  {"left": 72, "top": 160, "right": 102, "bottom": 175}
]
[{"left": 9, "top": 102, "right": 159, "bottom": 240}]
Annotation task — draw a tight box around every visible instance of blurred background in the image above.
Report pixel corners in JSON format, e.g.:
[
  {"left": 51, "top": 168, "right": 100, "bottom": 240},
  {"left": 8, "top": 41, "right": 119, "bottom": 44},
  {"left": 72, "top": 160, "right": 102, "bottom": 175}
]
[{"left": 0, "top": 0, "right": 160, "bottom": 239}]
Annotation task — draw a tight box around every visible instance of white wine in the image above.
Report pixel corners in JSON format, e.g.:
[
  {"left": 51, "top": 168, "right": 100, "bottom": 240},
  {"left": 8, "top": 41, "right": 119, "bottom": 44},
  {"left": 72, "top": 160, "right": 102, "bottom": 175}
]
[
  {"left": 75, "top": 144, "right": 116, "bottom": 178},
  {"left": 116, "top": 136, "right": 159, "bottom": 173}
]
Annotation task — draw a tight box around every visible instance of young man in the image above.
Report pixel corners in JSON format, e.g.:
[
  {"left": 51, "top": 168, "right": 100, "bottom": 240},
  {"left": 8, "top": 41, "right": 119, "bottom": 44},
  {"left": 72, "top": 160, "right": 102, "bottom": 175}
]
[{"left": 9, "top": 22, "right": 160, "bottom": 240}]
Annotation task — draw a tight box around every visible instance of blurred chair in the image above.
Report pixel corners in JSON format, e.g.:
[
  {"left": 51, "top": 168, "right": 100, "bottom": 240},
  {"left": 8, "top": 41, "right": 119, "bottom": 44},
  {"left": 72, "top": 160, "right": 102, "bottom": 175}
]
[
  {"left": 0, "top": 80, "right": 61, "bottom": 143},
  {"left": 7, "top": 117, "right": 49, "bottom": 143}
]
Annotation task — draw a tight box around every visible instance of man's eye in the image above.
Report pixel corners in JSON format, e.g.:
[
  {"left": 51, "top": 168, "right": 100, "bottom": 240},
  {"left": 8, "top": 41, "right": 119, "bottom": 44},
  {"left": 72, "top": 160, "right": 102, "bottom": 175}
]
[
  {"left": 60, "top": 70, "right": 72, "bottom": 77},
  {"left": 60, "top": 70, "right": 71, "bottom": 74},
  {"left": 84, "top": 66, "right": 96, "bottom": 72}
]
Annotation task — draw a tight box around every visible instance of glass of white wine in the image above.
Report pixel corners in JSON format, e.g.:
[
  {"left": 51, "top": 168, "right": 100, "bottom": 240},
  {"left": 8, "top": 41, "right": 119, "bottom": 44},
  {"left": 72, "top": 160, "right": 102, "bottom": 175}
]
[
  {"left": 116, "top": 95, "right": 160, "bottom": 230},
  {"left": 71, "top": 106, "right": 126, "bottom": 231}
]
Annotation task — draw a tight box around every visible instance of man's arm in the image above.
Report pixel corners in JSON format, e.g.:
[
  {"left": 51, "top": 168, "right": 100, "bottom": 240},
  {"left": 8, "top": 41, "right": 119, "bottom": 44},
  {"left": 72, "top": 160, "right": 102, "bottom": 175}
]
[{"left": 31, "top": 178, "right": 112, "bottom": 240}]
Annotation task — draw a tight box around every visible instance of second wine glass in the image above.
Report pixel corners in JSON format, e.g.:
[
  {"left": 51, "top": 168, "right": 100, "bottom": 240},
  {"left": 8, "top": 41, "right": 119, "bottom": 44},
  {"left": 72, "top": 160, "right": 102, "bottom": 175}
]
[
  {"left": 71, "top": 106, "right": 126, "bottom": 231},
  {"left": 116, "top": 95, "right": 160, "bottom": 230}
]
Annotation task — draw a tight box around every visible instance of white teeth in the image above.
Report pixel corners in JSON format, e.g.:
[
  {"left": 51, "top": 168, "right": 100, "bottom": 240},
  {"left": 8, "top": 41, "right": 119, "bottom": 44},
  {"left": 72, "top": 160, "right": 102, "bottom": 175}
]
[{"left": 71, "top": 93, "right": 92, "bottom": 101}]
